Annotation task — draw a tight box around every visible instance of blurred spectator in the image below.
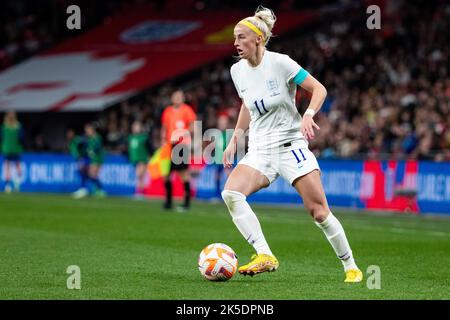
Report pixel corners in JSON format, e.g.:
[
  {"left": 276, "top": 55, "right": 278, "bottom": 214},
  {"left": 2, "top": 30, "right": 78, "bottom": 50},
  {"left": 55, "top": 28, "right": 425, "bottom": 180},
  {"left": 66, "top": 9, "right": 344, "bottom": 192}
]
[{"left": 30, "top": 131, "right": 50, "bottom": 152}]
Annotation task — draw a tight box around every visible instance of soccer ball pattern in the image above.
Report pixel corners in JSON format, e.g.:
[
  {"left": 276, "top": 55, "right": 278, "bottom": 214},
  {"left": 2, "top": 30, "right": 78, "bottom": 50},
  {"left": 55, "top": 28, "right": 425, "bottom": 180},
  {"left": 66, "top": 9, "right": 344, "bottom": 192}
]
[{"left": 198, "top": 243, "right": 238, "bottom": 281}]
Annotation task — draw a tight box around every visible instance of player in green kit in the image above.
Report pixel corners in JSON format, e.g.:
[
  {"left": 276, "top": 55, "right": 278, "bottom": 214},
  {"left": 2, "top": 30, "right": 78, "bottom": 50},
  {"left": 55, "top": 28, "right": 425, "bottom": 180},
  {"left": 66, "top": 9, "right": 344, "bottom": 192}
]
[
  {"left": 213, "top": 113, "right": 231, "bottom": 199},
  {"left": 128, "top": 121, "right": 153, "bottom": 196},
  {"left": 1, "top": 111, "right": 25, "bottom": 193},
  {"left": 85, "top": 123, "right": 106, "bottom": 198},
  {"left": 67, "top": 128, "right": 90, "bottom": 199}
]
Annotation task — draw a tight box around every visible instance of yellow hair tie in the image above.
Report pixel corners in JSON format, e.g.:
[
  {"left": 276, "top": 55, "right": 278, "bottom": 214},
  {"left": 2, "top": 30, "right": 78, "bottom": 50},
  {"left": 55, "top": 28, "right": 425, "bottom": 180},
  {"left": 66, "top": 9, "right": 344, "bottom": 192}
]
[{"left": 238, "top": 19, "right": 265, "bottom": 41}]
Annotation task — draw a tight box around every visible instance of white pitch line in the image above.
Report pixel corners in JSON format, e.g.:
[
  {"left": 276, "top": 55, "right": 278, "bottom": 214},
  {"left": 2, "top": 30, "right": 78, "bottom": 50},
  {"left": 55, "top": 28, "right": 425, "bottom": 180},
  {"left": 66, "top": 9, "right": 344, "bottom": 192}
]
[
  {"left": 389, "top": 227, "right": 448, "bottom": 237},
  {"left": 355, "top": 225, "right": 449, "bottom": 237}
]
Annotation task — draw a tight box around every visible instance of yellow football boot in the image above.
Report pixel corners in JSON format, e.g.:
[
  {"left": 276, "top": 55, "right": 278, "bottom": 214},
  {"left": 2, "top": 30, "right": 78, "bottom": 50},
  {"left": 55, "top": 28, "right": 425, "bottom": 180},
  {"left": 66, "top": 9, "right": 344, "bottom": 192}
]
[
  {"left": 238, "top": 254, "right": 279, "bottom": 276},
  {"left": 344, "top": 269, "right": 363, "bottom": 283}
]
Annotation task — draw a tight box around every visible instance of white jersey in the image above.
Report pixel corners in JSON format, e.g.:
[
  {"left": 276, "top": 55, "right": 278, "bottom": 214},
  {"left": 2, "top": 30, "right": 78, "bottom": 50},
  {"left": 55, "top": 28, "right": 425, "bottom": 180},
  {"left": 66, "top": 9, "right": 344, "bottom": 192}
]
[{"left": 230, "top": 50, "right": 307, "bottom": 153}]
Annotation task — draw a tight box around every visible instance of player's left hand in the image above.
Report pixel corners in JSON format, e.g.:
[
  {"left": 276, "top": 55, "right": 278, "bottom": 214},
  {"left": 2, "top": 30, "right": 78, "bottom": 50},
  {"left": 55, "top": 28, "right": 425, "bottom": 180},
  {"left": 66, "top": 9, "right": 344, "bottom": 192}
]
[{"left": 301, "top": 115, "right": 320, "bottom": 140}]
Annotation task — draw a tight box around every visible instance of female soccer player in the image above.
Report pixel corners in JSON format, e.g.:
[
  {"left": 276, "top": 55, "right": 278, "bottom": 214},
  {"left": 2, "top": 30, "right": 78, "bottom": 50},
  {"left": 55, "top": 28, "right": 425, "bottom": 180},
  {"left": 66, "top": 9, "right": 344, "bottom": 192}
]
[
  {"left": 85, "top": 123, "right": 106, "bottom": 198},
  {"left": 68, "top": 128, "right": 90, "bottom": 199},
  {"left": 221, "top": 6, "right": 363, "bottom": 282},
  {"left": 1, "top": 111, "right": 24, "bottom": 193},
  {"left": 128, "top": 121, "right": 153, "bottom": 196}
]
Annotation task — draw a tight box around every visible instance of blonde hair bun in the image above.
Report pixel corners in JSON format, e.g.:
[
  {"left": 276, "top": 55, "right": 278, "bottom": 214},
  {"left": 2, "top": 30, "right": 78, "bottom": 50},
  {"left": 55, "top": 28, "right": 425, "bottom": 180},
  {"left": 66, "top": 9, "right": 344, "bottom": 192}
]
[{"left": 254, "top": 5, "right": 276, "bottom": 33}]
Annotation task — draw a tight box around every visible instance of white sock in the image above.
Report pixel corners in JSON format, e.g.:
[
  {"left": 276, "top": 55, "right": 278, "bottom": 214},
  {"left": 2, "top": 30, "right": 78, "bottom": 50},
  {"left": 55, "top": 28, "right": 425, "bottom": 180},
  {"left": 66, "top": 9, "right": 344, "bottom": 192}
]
[
  {"left": 315, "top": 212, "right": 358, "bottom": 272},
  {"left": 221, "top": 190, "right": 273, "bottom": 256}
]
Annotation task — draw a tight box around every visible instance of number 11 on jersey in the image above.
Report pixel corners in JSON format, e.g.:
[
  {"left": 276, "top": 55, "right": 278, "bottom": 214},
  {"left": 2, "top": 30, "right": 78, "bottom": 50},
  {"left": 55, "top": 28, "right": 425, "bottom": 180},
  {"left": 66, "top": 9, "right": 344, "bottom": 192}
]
[{"left": 254, "top": 99, "right": 268, "bottom": 116}]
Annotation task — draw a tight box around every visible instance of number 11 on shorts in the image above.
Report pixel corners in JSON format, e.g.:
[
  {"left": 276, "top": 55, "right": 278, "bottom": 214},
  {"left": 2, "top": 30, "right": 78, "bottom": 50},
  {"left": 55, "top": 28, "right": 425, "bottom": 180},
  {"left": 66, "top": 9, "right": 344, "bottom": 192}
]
[{"left": 291, "top": 149, "right": 306, "bottom": 164}]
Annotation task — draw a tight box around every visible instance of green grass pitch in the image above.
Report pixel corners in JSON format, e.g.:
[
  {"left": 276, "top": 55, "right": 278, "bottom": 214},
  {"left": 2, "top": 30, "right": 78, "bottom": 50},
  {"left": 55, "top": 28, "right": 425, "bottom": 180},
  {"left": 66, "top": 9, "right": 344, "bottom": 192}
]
[{"left": 0, "top": 193, "right": 449, "bottom": 299}]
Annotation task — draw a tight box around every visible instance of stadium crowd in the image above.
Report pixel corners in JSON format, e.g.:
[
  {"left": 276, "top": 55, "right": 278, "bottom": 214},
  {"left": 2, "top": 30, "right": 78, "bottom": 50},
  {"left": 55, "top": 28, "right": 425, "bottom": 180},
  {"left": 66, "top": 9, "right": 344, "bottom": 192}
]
[
  {"left": 282, "top": 0, "right": 450, "bottom": 161},
  {"left": 0, "top": 0, "right": 326, "bottom": 71},
  {"left": 95, "top": 1, "right": 449, "bottom": 161},
  {"left": 0, "top": 0, "right": 161, "bottom": 71},
  {"left": 1, "top": 1, "right": 449, "bottom": 161}
]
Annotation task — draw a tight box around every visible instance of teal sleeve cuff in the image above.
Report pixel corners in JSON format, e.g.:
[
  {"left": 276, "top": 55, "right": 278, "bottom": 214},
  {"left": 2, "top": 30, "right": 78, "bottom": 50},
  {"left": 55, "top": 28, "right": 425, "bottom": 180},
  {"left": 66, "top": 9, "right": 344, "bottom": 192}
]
[{"left": 293, "top": 68, "right": 309, "bottom": 85}]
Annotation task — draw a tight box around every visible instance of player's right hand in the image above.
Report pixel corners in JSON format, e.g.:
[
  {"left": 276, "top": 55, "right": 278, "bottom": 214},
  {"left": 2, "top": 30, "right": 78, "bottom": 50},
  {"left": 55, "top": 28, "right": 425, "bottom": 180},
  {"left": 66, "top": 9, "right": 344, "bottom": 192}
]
[
  {"left": 301, "top": 114, "right": 320, "bottom": 140},
  {"left": 223, "top": 136, "right": 237, "bottom": 169}
]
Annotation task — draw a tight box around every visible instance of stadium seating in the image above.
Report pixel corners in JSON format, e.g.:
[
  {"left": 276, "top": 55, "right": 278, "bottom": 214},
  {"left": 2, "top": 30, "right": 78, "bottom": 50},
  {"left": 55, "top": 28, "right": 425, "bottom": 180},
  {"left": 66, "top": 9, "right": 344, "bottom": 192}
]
[{"left": 0, "top": 0, "right": 448, "bottom": 161}]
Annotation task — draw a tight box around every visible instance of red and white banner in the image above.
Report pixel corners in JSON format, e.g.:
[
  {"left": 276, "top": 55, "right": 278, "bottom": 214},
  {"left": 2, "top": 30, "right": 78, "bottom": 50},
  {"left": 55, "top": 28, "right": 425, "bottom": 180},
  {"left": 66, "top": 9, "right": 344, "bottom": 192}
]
[{"left": 0, "top": 6, "right": 316, "bottom": 112}]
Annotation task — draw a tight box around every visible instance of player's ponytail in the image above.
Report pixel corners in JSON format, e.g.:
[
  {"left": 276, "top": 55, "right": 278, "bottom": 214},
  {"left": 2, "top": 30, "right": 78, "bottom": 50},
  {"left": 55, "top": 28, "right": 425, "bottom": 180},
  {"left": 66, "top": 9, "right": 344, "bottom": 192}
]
[
  {"left": 238, "top": 6, "right": 276, "bottom": 46},
  {"left": 253, "top": 6, "right": 276, "bottom": 45}
]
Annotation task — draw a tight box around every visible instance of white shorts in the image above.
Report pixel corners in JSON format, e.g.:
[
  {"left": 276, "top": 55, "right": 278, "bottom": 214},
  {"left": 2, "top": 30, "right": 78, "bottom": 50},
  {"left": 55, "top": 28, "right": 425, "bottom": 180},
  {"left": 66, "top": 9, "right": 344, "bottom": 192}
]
[{"left": 238, "top": 141, "right": 320, "bottom": 185}]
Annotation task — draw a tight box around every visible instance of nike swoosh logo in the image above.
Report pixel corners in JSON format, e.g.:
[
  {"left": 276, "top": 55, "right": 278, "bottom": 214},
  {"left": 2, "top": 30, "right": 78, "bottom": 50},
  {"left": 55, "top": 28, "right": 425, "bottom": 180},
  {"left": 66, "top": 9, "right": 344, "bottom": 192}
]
[{"left": 241, "top": 88, "right": 247, "bottom": 92}]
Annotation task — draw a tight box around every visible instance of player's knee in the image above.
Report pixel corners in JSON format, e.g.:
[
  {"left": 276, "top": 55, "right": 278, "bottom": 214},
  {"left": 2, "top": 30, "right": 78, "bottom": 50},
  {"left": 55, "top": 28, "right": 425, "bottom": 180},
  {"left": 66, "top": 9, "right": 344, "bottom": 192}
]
[
  {"left": 308, "top": 204, "right": 328, "bottom": 223},
  {"left": 221, "top": 190, "right": 245, "bottom": 210}
]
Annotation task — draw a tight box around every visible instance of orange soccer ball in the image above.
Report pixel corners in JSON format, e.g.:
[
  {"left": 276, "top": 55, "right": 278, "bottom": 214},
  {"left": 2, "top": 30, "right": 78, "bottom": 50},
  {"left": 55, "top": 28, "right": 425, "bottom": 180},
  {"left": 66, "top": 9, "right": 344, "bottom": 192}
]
[{"left": 198, "top": 243, "right": 238, "bottom": 281}]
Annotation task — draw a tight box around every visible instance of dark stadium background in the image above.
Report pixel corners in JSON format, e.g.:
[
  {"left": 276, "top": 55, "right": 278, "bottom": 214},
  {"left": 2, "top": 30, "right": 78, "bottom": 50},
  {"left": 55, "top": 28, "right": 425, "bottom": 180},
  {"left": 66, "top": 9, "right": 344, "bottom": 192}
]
[{"left": 2, "top": 0, "right": 447, "bottom": 160}]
